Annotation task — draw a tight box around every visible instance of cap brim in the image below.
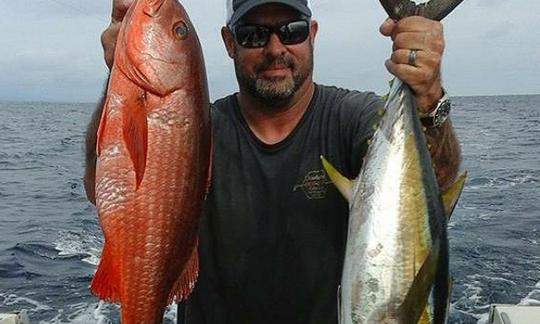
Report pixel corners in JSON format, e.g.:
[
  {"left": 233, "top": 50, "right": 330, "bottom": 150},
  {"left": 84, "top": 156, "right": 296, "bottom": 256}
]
[{"left": 228, "top": 0, "right": 312, "bottom": 26}]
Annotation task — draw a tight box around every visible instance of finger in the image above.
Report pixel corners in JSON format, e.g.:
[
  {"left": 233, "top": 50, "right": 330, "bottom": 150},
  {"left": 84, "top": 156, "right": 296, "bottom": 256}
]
[
  {"left": 385, "top": 58, "right": 430, "bottom": 88},
  {"left": 385, "top": 58, "right": 440, "bottom": 94},
  {"left": 394, "top": 16, "right": 443, "bottom": 34},
  {"left": 391, "top": 49, "right": 419, "bottom": 67},
  {"left": 392, "top": 31, "right": 444, "bottom": 54},
  {"left": 390, "top": 49, "right": 441, "bottom": 69},
  {"left": 385, "top": 58, "right": 418, "bottom": 79},
  {"left": 101, "top": 23, "right": 121, "bottom": 70},
  {"left": 379, "top": 18, "right": 396, "bottom": 37},
  {"left": 111, "top": 0, "right": 133, "bottom": 23}
]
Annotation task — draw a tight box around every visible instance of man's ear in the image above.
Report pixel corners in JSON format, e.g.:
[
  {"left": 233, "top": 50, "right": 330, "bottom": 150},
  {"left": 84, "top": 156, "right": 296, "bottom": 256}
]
[
  {"left": 221, "top": 26, "right": 235, "bottom": 59},
  {"left": 309, "top": 20, "right": 319, "bottom": 46}
]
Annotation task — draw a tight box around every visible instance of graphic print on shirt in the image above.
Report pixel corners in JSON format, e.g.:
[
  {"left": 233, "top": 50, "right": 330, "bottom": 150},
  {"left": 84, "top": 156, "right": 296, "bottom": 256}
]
[{"left": 293, "top": 169, "right": 333, "bottom": 200}]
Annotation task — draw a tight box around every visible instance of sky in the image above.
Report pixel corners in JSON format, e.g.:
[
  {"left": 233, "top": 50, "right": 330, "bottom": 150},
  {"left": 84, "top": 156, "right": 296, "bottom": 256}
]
[{"left": 0, "top": 0, "right": 538, "bottom": 103}]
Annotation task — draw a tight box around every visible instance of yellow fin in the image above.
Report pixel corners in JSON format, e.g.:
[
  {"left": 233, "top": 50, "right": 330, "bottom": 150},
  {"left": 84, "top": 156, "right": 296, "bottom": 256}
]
[
  {"left": 397, "top": 247, "right": 440, "bottom": 323},
  {"left": 320, "top": 156, "right": 353, "bottom": 203},
  {"left": 441, "top": 172, "right": 467, "bottom": 218}
]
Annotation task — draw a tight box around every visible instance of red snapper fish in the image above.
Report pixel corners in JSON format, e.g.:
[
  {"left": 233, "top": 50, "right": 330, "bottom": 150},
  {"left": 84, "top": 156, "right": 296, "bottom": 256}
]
[{"left": 91, "top": 0, "right": 211, "bottom": 322}]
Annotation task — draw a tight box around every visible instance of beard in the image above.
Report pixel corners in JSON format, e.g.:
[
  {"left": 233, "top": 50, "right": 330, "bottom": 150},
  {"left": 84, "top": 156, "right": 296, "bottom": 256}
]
[{"left": 233, "top": 43, "right": 313, "bottom": 108}]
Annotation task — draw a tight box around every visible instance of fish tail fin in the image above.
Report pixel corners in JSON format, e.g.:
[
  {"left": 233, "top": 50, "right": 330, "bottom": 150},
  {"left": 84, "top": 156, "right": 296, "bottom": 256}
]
[
  {"left": 379, "top": 0, "right": 464, "bottom": 21},
  {"left": 320, "top": 156, "right": 353, "bottom": 203},
  {"left": 441, "top": 172, "right": 467, "bottom": 218},
  {"left": 90, "top": 242, "right": 122, "bottom": 303},
  {"left": 168, "top": 238, "right": 199, "bottom": 303},
  {"left": 123, "top": 92, "right": 148, "bottom": 190}
]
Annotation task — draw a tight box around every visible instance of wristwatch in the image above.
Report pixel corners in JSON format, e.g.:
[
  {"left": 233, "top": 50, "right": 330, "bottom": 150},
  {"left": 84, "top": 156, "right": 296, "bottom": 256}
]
[{"left": 418, "top": 89, "right": 451, "bottom": 128}]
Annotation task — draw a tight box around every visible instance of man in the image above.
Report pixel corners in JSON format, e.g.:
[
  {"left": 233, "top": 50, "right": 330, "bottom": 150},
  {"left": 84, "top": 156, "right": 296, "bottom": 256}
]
[{"left": 85, "top": 0, "right": 461, "bottom": 322}]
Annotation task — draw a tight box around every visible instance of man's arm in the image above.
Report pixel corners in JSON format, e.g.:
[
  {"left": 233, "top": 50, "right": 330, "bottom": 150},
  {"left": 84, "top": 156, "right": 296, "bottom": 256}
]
[
  {"left": 83, "top": 86, "right": 107, "bottom": 205},
  {"left": 379, "top": 17, "right": 461, "bottom": 190},
  {"left": 424, "top": 119, "right": 461, "bottom": 190}
]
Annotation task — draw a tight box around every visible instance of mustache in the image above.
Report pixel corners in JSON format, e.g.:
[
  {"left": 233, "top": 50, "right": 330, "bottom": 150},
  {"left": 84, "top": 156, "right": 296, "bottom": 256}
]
[{"left": 255, "top": 54, "right": 295, "bottom": 72}]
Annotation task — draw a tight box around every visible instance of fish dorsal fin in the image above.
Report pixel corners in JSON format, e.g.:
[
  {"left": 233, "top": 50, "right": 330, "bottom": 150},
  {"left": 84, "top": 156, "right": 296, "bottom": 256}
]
[
  {"left": 397, "top": 246, "right": 440, "bottom": 322},
  {"left": 320, "top": 156, "right": 353, "bottom": 203},
  {"left": 379, "top": 0, "right": 464, "bottom": 21},
  {"left": 441, "top": 172, "right": 467, "bottom": 218},
  {"left": 123, "top": 91, "right": 148, "bottom": 189}
]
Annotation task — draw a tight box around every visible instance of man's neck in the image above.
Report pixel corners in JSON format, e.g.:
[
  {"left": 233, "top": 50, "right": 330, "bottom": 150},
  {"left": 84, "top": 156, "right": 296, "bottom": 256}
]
[{"left": 237, "top": 80, "right": 315, "bottom": 145}]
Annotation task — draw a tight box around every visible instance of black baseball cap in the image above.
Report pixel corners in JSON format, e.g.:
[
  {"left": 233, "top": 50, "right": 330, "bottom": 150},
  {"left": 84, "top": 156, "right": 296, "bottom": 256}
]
[{"left": 226, "top": 0, "right": 312, "bottom": 26}]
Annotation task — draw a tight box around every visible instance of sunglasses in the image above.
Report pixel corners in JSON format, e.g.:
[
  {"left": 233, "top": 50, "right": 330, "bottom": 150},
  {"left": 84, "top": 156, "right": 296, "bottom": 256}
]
[{"left": 232, "top": 20, "right": 310, "bottom": 48}]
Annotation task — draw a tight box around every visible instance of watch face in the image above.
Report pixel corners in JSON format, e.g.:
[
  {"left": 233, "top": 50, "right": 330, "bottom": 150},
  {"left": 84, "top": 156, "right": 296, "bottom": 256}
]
[{"left": 433, "top": 100, "right": 451, "bottom": 127}]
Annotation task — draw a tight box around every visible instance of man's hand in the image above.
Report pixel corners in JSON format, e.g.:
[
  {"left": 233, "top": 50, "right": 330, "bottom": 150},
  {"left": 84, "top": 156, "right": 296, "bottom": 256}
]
[
  {"left": 380, "top": 17, "right": 444, "bottom": 112},
  {"left": 101, "top": 0, "right": 133, "bottom": 69}
]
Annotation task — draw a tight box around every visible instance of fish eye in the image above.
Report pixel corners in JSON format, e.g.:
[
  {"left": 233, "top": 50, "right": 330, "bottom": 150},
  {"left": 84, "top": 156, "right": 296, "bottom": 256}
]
[{"left": 174, "top": 21, "right": 189, "bottom": 39}]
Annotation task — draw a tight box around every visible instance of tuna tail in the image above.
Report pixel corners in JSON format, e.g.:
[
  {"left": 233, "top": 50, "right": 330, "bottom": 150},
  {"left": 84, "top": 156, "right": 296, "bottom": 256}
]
[{"left": 379, "top": 0, "right": 464, "bottom": 21}]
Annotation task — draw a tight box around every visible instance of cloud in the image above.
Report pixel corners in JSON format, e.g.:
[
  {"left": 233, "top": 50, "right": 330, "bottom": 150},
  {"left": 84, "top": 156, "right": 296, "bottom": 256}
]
[
  {"left": 476, "top": 0, "right": 506, "bottom": 7},
  {"left": 5, "top": 0, "right": 109, "bottom": 20},
  {"left": 0, "top": 0, "right": 539, "bottom": 102},
  {"left": 484, "top": 21, "right": 515, "bottom": 39}
]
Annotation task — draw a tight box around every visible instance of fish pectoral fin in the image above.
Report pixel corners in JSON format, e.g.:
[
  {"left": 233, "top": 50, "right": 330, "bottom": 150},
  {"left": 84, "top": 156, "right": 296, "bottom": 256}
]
[
  {"left": 397, "top": 247, "right": 439, "bottom": 323},
  {"left": 168, "top": 238, "right": 199, "bottom": 303},
  {"left": 123, "top": 92, "right": 149, "bottom": 189},
  {"left": 90, "top": 242, "right": 122, "bottom": 303},
  {"left": 379, "top": 0, "right": 464, "bottom": 21},
  {"left": 441, "top": 172, "right": 467, "bottom": 219},
  {"left": 320, "top": 156, "right": 353, "bottom": 203}
]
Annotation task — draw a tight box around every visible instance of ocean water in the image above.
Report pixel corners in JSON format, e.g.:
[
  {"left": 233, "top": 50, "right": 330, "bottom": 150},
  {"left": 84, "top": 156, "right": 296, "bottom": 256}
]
[{"left": 0, "top": 95, "right": 539, "bottom": 323}]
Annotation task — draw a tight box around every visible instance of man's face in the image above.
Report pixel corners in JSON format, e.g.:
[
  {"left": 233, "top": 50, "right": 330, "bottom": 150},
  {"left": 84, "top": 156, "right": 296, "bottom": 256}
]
[{"left": 227, "top": 4, "right": 317, "bottom": 107}]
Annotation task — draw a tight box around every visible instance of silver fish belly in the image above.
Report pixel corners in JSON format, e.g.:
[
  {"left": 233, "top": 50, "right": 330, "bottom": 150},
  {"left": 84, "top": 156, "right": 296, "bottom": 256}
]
[{"left": 339, "top": 79, "right": 448, "bottom": 324}]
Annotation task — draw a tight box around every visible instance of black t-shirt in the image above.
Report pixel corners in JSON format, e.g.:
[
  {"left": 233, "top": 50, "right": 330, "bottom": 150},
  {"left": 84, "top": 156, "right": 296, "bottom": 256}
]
[{"left": 181, "top": 84, "right": 384, "bottom": 324}]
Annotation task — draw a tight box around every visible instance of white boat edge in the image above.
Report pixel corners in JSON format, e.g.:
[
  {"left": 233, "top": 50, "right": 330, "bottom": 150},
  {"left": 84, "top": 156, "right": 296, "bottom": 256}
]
[
  {"left": 0, "top": 310, "right": 30, "bottom": 324},
  {"left": 489, "top": 304, "right": 540, "bottom": 324}
]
